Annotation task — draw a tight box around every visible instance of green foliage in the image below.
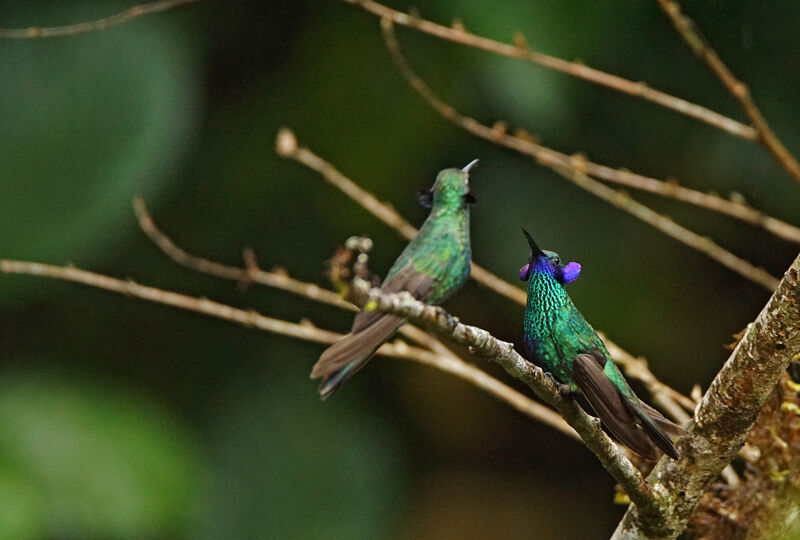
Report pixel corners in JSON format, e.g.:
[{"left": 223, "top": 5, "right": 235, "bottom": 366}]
[
  {"left": 0, "top": 373, "right": 202, "bottom": 539},
  {"left": 191, "top": 356, "right": 404, "bottom": 540},
  {"left": 0, "top": 1, "right": 199, "bottom": 303}
]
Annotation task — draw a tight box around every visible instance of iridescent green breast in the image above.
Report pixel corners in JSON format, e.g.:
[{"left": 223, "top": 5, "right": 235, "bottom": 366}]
[
  {"left": 384, "top": 204, "right": 471, "bottom": 305},
  {"left": 523, "top": 270, "right": 603, "bottom": 387}
]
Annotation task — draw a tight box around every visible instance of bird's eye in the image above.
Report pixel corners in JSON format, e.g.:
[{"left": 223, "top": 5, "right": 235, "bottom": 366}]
[{"left": 553, "top": 257, "right": 560, "bottom": 266}]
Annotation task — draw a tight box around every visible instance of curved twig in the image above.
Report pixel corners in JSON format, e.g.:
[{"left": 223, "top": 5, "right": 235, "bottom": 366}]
[
  {"left": 364, "top": 17, "right": 800, "bottom": 245},
  {"left": 0, "top": 257, "right": 575, "bottom": 440},
  {"left": 380, "top": 19, "right": 779, "bottom": 291},
  {"left": 341, "top": 0, "right": 755, "bottom": 141},
  {"left": 275, "top": 126, "right": 697, "bottom": 420},
  {"left": 656, "top": 0, "right": 800, "bottom": 187},
  {"left": 352, "top": 282, "right": 661, "bottom": 516}
]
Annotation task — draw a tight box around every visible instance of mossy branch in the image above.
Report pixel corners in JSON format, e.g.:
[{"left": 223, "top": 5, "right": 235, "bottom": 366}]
[{"left": 612, "top": 252, "right": 800, "bottom": 539}]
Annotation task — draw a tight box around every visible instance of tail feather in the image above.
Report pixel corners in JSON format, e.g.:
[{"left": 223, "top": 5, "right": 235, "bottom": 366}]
[
  {"left": 312, "top": 314, "right": 404, "bottom": 399},
  {"left": 631, "top": 401, "right": 682, "bottom": 460},
  {"left": 638, "top": 400, "right": 687, "bottom": 438},
  {"left": 573, "top": 354, "right": 660, "bottom": 460},
  {"left": 573, "top": 352, "right": 680, "bottom": 460}
]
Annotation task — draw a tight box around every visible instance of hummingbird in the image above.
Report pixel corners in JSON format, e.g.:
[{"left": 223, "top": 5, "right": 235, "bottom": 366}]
[
  {"left": 519, "top": 229, "right": 681, "bottom": 460},
  {"left": 311, "top": 161, "right": 478, "bottom": 399}
]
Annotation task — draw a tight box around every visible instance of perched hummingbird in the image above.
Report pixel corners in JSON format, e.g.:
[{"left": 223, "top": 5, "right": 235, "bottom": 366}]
[
  {"left": 519, "top": 229, "right": 681, "bottom": 460},
  {"left": 311, "top": 161, "right": 478, "bottom": 399}
]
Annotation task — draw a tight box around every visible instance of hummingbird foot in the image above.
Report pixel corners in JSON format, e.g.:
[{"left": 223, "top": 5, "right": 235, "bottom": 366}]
[
  {"left": 556, "top": 384, "right": 574, "bottom": 400},
  {"left": 544, "top": 372, "right": 573, "bottom": 399}
]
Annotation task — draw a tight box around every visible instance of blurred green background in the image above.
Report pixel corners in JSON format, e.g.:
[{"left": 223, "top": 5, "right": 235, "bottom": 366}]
[{"left": 1, "top": 1, "right": 799, "bottom": 538}]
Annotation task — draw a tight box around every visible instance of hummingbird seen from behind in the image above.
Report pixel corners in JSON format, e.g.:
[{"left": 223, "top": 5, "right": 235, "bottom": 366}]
[
  {"left": 311, "top": 161, "right": 478, "bottom": 399},
  {"left": 519, "top": 229, "right": 681, "bottom": 460}
]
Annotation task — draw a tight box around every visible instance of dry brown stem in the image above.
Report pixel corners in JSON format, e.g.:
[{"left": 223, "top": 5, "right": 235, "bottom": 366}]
[
  {"left": 379, "top": 19, "right": 780, "bottom": 291},
  {"left": 656, "top": 0, "right": 800, "bottom": 187},
  {"left": 0, "top": 0, "right": 199, "bottom": 39},
  {"left": 0, "top": 257, "right": 576, "bottom": 439},
  {"left": 342, "top": 0, "right": 755, "bottom": 141},
  {"left": 276, "top": 126, "right": 696, "bottom": 422}
]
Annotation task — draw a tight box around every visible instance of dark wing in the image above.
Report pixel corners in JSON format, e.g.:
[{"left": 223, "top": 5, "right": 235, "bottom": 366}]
[
  {"left": 350, "top": 265, "right": 435, "bottom": 334},
  {"left": 572, "top": 350, "right": 661, "bottom": 460},
  {"left": 638, "top": 401, "right": 686, "bottom": 438},
  {"left": 311, "top": 263, "right": 434, "bottom": 399}
]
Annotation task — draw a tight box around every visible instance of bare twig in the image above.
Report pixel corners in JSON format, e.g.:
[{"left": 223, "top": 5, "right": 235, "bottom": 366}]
[
  {"left": 276, "top": 126, "right": 696, "bottom": 420},
  {"left": 380, "top": 19, "right": 780, "bottom": 291},
  {"left": 133, "top": 198, "right": 354, "bottom": 312},
  {"left": 0, "top": 0, "right": 199, "bottom": 39},
  {"left": 375, "top": 19, "right": 800, "bottom": 246},
  {"left": 656, "top": 0, "right": 800, "bottom": 187},
  {"left": 134, "top": 197, "right": 576, "bottom": 436},
  {"left": 1, "top": 257, "right": 651, "bottom": 502},
  {"left": 549, "top": 161, "right": 779, "bottom": 291},
  {"left": 0, "top": 259, "right": 340, "bottom": 342},
  {"left": 341, "top": 0, "right": 755, "bottom": 141},
  {"left": 612, "top": 252, "right": 800, "bottom": 539},
  {"left": 352, "top": 282, "right": 661, "bottom": 516},
  {"left": 0, "top": 257, "right": 576, "bottom": 439},
  {"left": 276, "top": 128, "right": 529, "bottom": 303}
]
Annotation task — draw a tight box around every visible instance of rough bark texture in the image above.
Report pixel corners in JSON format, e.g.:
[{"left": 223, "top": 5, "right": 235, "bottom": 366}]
[
  {"left": 612, "top": 253, "right": 800, "bottom": 539},
  {"left": 688, "top": 373, "right": 800, "bottom": 540}
]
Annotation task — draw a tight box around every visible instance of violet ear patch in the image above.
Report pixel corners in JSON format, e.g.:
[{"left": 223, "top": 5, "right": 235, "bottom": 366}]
[
  {"left": 518, "top": 263, "right": 530, "bottom": 281},
  {"left": 562, "top": 262, "right": 581, "bottom": 283}
]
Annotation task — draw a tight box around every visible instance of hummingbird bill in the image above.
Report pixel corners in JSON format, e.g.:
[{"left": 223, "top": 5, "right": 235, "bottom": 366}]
[{"left": 519, "top": 228, "right": 682, "bottom": 460}]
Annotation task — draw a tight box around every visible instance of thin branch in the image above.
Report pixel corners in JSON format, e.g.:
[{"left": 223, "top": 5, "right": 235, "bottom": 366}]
[
  {"left": 133, "top": 198, "right": 354, "bottom": 312},
  {"left": 135, "top": 196, "right": 577, "bottom": 435},
  {"left": 603, "top": 340, "right": 695, "bottom": 422},
  {"left": 275, "top": 126, "right": 696, "bottom": 421},
  {"left": 0, "top": 259, "right": 340, "bottom": 343},
  {"left": 275, "top": 128, "right": 529, "bottom": 304},
  {"left": 0, "top": 0, "right": 199, "bottom": 39},
  {"left": 549, "top": 160, "right": 779, "bottom": 291},
  {"left": 2, "top": 257, "right": 648, "bottom": 500},
  {"left": 0, "top": 257, "right": 576, "bottom": 440},
  {"left": 352, "top": 282, "right": 661, "bottom": 516},
  {"left": 656, "top": 0, "right": 800, "bottom": 187},
  {"left": 380, "top": 19, "right": 780, "bottom": 291},
  {"left": 577, "top": 165, "right": 800, "bottom": 245},
  {"left": 612, "top": 252, "right": 800, "bottom": 539},
  {"left": 341, "top": 0, "right": 756, "bottom": 141},
  {"left": 374, "top": 19, "right": 800, "bottom": 246}
]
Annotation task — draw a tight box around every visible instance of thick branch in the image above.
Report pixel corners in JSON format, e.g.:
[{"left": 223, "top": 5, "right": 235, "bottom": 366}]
[
  {"left": 341, "top": 0, "right": 756, "bottom": 140},
  {"left": 656, "top": 0, "right": 800, "bottom": 187},
  {"left": 352, "top": 283, "right": 661, "bottom": 516},
  {"left": 612, "top": 252, "right": 800, "bottom": 539},
  {"left": 0, "top": 0, "right": 199, "bottom": 39},
  {"left": 380, "top": 19, "right": 780, "bottom": 291}
]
